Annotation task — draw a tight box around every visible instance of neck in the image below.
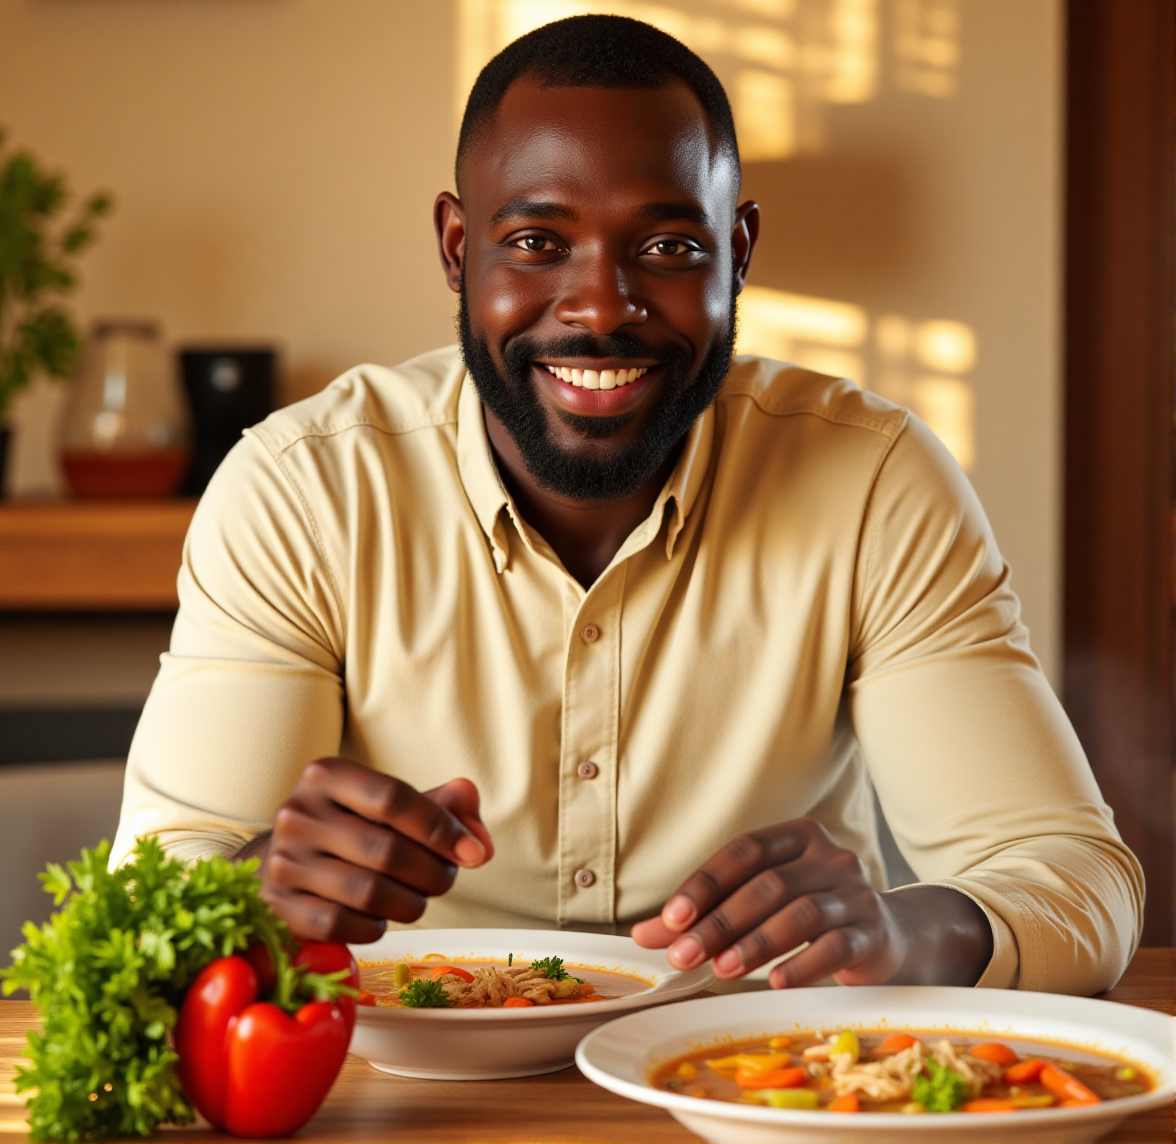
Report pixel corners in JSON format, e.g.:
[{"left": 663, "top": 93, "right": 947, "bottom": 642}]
[{"left": 483, "top": 409, "right": 679, "bottom": 589}]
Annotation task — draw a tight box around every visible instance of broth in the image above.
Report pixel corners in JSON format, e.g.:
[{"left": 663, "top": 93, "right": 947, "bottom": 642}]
[
  {"left": 359, "top": 955, "right": 652, "bottom": 1009},
  {"left": 650, "top": 1028, "right": 1152, "bottom": 1114}
]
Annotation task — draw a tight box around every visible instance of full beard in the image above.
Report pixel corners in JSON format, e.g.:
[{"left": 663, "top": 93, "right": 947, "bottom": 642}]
[{"left": 458, "top": 281, "right": 738, "bottom": 502}]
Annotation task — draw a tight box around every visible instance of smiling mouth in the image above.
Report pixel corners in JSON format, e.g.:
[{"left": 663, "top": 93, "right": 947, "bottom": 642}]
[{"left": 540, "top": 364, "right": 650, "bottom": 391}]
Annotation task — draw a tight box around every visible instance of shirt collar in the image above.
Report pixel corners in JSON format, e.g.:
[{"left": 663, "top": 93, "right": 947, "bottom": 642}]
[
  {"left": 456, "top": 373, "right": 512, "bottom": 573},
  {"left": 456, "top": 371, "right": 716, "bottom": 572}
]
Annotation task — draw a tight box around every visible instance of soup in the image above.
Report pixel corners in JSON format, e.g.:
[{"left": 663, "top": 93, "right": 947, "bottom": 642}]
[
  {"left": 359, "top": 954, "right": 652, "bottom": 1009},
  {"left": 650, "top": 1028, "right": 1152, "bottom": 1113}
]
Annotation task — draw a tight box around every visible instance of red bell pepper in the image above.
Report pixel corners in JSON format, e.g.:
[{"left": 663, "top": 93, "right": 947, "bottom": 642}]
[
  {"left": 175, "top": 947, "right": 353, "bottom": 1137},
  {"left": 294, "top": 940, "right": 361, "bottom": 1031}
]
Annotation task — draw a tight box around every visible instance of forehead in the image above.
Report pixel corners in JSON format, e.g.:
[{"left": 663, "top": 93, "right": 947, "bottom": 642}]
[{"left": 462, "top": 79, "right": 737, "bottom": 221}]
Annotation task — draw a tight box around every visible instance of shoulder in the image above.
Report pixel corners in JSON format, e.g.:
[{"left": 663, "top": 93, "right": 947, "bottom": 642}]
[
  {"left": 247, "top": 345, "right": 465, "bottom": 460},
  {"left": 717, "top": 356, "right": 909, "bottom": 442}
]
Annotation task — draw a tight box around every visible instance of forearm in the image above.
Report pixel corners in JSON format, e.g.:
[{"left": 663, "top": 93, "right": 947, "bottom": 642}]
[{"left": 884, "top": 885, "right": 993, "bottom": 986}]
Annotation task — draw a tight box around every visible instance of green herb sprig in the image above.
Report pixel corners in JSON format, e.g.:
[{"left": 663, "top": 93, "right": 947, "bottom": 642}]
[
  {"left": 1, "top": 838, "right": 307, "bottom": 1141},
  {"left": 398, "top": 978, "right": 451, "bottom": 1008},
  {"left": 530, "top": 955, "right": 569, "bottom": 980}
]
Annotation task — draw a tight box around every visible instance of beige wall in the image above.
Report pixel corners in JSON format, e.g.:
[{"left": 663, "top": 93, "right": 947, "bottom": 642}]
[{"left": 0, "top": 0, "right": 1061, "bottom": 686}]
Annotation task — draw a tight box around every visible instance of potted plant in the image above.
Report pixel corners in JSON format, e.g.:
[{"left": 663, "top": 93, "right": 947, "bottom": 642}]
[{"left": 0, "top": 127, "right": 112, "bottom": 496}]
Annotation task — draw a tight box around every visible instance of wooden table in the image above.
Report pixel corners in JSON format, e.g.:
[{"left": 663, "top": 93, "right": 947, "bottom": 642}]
[{"left": 1, "top": 950, "right": 1172, "bottom": 1142}]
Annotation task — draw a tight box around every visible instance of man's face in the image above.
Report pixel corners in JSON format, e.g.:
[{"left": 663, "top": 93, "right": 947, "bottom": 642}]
[{"left": 438, "top": 79, "right": 756, "bottom": 502}]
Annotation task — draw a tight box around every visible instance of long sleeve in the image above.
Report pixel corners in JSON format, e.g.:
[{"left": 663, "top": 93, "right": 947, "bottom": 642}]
[
  {"left": 110, "top": 431, "right": 347, "bottom": 866},
  {"left": 848, "top": 415, "right": 1144, "bottom": 994}
]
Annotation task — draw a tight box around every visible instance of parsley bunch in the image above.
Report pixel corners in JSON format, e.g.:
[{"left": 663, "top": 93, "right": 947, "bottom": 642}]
[
  {"left": 1, "top": 837, "right": 294, "bottom": 1142},
  {"left": 397, "top": 978, "right": 451, "bottom": 1008},
  {"left": 530, "top": 956, "right": 569, "bottom": 980},
  {"left": 912, "top": 1058, "right": 971, "bottom": 1112}
]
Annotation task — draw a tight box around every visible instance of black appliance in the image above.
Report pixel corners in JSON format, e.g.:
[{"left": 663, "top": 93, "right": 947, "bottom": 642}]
[{"left": 179, "top": 347, "right": 276, "bottom": 495}]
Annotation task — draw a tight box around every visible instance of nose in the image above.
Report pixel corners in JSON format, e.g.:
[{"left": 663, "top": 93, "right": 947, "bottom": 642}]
[{"left": 554, "top": 250, "right": 648, "bottom": 333}]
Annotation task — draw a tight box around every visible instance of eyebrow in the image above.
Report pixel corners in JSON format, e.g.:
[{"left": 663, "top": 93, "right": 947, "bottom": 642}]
[
  {"left": 487, "top": 198, "right": 713, "bottom": 228},
  {"left": 488, "top": 199, "right": 578, "bottom": 226},
  {"left": 631, "top": 202, "right": 712, "bottom": 227}
]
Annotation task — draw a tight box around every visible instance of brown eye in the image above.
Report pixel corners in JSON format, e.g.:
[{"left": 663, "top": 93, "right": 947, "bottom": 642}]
[
  {"left": 645, "top": 239, "right": 699, "bottom": 258},
  {"left": 516, "top": 235, "right": 556, "bottom": 253}
]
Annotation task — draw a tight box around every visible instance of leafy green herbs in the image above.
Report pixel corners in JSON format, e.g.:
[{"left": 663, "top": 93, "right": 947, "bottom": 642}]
[
  {"left": 912, "top": 1059, "right": 970, "bottom": 1113},
  {"left": 531, "top": 955, "right": 570, "bottom": 980},
  {"left": 398, "top": 979, "right": 451, "bottom": 1008},
  {"left": 0, "top": 838, "right": 296, "bottom": 1141},
  {"left": 530, "top": 955, "right": 582, "bottom": 984}
]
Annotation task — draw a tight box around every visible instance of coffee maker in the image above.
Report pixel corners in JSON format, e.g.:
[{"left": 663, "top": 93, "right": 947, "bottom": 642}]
[{"left": 179, "top": 347, "right": 276, "bottom": 494}]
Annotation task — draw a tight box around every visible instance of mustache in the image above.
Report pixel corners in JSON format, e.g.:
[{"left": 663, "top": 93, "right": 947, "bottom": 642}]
[{"left": 503, "top": 331, "right": 688, "bottom": 371}]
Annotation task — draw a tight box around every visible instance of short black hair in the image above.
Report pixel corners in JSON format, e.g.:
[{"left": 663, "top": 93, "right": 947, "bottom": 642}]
[{"left": 456, "top": 14, "right": 739, "bottom": 192}]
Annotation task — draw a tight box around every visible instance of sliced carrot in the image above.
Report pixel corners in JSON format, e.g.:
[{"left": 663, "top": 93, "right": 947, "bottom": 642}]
[
  {"left": 828, "top": 1094, "right": 860, "bottom": 1112},
  {"left": 1003, "top": 1058, "right": 1047, "bottom": 1085},
  {"left": 356, "top": 989, "right": 377, "bottom": 1006},
  {"left": 1040, "top": 1063, "right": 1100, "bottom": 1105},
  {"left": 502, "top": 996, "right": 535, "bottom": 1008},
  {"left": 877, "top": 1033, "right": 918, "bottom": 1053},
  {"left": 431, "top": 965, "right": 475, "bottom": 983},
  {"left": 969, "top": 1042, "right": 1019, "bottom": 1067},
  {"left": 735, "top": 1066, "right": 808, "bottom": 1090},
  {"left": 961, "top": 1098, "right": 1018, "bottom": 1113}
]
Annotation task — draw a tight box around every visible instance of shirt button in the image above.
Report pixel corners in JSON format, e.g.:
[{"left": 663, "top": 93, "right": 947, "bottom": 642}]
[
  {"left": 581, "top": 623, "right": 600, "bottom": 644},
  {"left": 577, "top": 760, "right": 599, "bottom": 780},
  {"left": 574, "top": 868, "right": 596, "bottom": 888}
]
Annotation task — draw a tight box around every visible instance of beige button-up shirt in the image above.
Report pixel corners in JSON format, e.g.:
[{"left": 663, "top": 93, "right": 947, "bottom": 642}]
[{"left": 112, "top": 346, "right": 1143, "bottom": 994}]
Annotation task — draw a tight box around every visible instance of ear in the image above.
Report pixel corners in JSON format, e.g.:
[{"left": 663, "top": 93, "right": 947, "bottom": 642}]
[
  {"left": 731, "top": 200, "right": 761, "bottom": 294},
  {"left": 434, "top": 191, "right": 467, "bottom": 293}
]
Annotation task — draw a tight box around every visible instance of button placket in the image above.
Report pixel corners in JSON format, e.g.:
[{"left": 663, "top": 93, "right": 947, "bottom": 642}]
[{"left": 558, "top": 572, "right": 622, "bottom": 926}]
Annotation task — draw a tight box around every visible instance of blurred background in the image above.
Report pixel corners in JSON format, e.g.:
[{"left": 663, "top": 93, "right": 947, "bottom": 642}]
[{"left": 0, "top": 0, "right": 1170, "bottom": 956}]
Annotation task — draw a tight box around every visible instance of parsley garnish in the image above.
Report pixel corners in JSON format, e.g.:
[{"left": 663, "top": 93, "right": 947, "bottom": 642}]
[
  {"left": 912, "top": 1059, "right": 970, "bottom": 1112},
  {"left": 398, "top": 978, "right": 451, "bottom": 1008},
  {"left": 531, "top": 955, "right": 570, "bottom": 980},
  {"left": 1, "top": 837, "right": 310, "bottom": 1141}
]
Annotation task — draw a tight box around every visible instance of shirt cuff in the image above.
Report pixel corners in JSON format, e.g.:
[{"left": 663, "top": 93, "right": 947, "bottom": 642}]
[{"left": 883, "top": 881, "right": 1020, "bottom": 989}]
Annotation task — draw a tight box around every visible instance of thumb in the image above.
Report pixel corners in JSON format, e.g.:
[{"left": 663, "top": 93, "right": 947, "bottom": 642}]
[{"left": 425, "top": 778, "right": 495, "bottom": 863}]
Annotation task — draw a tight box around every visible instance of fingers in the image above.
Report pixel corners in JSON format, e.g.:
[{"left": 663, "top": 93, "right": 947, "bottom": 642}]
[
  {"left": 262, "top": 757, "right": 492, "bottom": 944},
  {"left": 303, "top": 757, "right": 487, "bottom": 868},
  {"left": 424, "top": 777, "right": 496, "bottom": 862},
  {"left": 768, "top": 924, "right": 881, "bottom": 990},
  {"left": 260, "top": 884, "right": 389, "bottom": 946},
  {"left": 271, "top": 800, "right": 459, "bottom": 898},
  {"left": 632, "top": 819, "right": 903, "bottom": 987},
  {"left": 655, "top": 825, "right": 813, "bottom": 936}
]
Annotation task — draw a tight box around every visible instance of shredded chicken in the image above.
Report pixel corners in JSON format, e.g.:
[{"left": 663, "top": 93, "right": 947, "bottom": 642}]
[
  {"left": 927, "top": 1040, "right": 1003, "bottom": 1097},
  {"left": 828, "top": 1041, "right": 926, "bottom": 1101},
  {"left": 822, "top": 1036, "right": 1003, "bottom": 1103},
  {"left": 416, "top": 965, "right": 594, "bottom": 1007}
]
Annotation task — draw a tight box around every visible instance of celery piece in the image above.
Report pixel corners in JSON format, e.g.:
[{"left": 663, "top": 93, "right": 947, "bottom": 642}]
[{"left": 760, "top": 1089, "right": 819, "bottom": 1110}]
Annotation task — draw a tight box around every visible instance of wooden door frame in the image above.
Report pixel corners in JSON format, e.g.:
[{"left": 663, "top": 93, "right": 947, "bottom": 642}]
[{"left": 1063, "top": 0, "right": 1175, "bottom": 944}]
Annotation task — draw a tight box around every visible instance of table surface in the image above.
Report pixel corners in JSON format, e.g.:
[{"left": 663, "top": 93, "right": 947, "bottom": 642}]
[{"left": 1, "top": 949, "right": 1172, "bottom": 1142}]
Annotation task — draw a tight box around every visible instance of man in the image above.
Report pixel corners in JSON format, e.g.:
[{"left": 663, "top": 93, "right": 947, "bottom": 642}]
[{"left": 112, "top": 16, "right": 1142, "bottom": 993}]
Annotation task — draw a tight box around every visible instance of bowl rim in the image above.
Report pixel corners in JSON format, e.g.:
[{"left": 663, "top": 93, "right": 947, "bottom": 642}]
[
  {"left": 574, "top": 985, "right": 1176, "bottom": 1130},
  {"left": 350, "top": 926, "right": 715, "bottom": 1023}
]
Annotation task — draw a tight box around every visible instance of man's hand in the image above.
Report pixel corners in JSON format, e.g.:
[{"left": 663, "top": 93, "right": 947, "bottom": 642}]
[
  {"left": 631, "top": 818, "right": 992, "bottom": 988},
  {"left": 256, "top": 757, "right": 494, "bottom": 944}
]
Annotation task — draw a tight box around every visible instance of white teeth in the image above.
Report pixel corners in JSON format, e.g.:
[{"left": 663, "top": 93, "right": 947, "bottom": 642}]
[{"left": 542, "top": 365, "right": 648, "bottom": 391}]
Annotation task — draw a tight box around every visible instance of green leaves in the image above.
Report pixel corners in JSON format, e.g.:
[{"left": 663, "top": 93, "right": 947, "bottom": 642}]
[
  {"left": 912, "top": 1058, "right": 971, "bottom": 1113},
  {"left": 0, "top": 128, "right": 113, "bottom": 419},
  {"left": 1, "top": 837, "right": 294, "bottom": 1141},
  {"left": 398, "top": 979, "right": 451, "bottom": 1008},
  {"left": 531, "top": 955, "right": 581, "bottom": 982}
]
